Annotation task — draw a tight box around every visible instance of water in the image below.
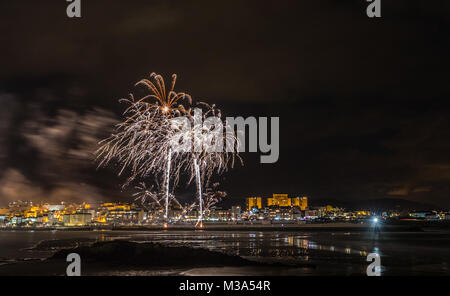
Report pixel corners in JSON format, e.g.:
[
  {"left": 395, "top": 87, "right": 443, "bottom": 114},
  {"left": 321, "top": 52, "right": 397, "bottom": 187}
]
[
  {"left": 1, "top": 229, "right": 450, "bottom": 275},
  {"left": 0, "top": 230, "right": 115, "bottom": 261}
]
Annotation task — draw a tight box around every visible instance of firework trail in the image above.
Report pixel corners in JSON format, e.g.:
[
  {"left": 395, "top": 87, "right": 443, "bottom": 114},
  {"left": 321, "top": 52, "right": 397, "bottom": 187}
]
[
  {"left": 97, "top": 72, "right": 242, "bottom": 226},
  {"left": 165, "top": 148, "right": 172, "bottom": 219},
  {"left": 202, "top": 183, "right": 227, "bottom": 218},
  {"left": 133, "top": 182, "right": 182, "bottom": 220},
  {"left": 133, "top": 183, "right": 163, "bottom": 207},
  {"left": 193, "top": 158, "right": 202, "bottom": 225},
  {"left": 169, "top": 102, "right": 242, "bottom": 225},
  {"left": 134, "top": 73, "right": 192, "bottom": 220},
  {"left": 97, "top": 73, "right": 191, "bottom": 220}
]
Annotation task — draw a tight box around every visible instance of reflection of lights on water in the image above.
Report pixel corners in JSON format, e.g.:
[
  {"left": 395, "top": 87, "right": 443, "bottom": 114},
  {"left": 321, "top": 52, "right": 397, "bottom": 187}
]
[
  {"left": 288, "top": 237, "right": 294, "bottom": 246},
  {"left": 302, "top": 240, "right": 308, "bottom": 248},
  {"left": 372, "top": 247, "right": 380, "bottom": 255},
  {"left": 308, "top": 242, "right": 317, "bottom": 249}
]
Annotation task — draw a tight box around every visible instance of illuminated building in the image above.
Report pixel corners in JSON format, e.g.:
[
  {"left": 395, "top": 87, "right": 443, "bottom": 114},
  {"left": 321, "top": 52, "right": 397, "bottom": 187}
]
[
  {"left": 168, "top": 208, "right": 182, "bottom": 220},
  {"left": 184, "top": 210, "right": 200, "bottom": 221},
  {"left": 292, "top": 207, "right": 303, "bottom": 220},
  {"left": 36, "top": 215, "right": 48, "bottom": 224},
  {"left": 105, "top": 207, "right": 145, "bottom": 225},
  {"left": 8, "top": 200, "right": 34, "bottom": 211},
  {"left": 266, "top": 194, "right": 308, "bottom": 211},
  {"left": 24, "top": 206, "right": 44, "bottom": 218},
  {"left": 246, "top": 197, "right": 262, "bottom": 211},
  {"left": 100, "top": 203, "right": 131, "bottom": 211},
  {"left": 267, "top": 194, "right": 291, "bottom": 207},
  {"left": 305, "top": 209, "right": 319, "bottom": 219},
  {"left": 63, "top": 212, "right": 92, "bottom": 226},
  {"left": 95, "top": 202, "right": 144, "bottom": 225},
  {"left": 43, "top": 204, "right": 65, "bottom": 211},
  {"left": 11, "top": 216, "right": 24, "bottom": 225},
  {"left": 356, "top": 211, "right": 371, "bottom": 217},
  {"left": 47, "top": 211, "right": 61, "bottom": 225},
  {"left": 209, "top": 208, "right": 231, "bottom": 221},
  {"left": 95, "top": 215, "right": 107, "bottom": 223},
  {"left": 291, "top": 196, "right": 308, "bottom": 210},
  {"left": 231, "top": 206, "right": 242, "bottom": 220},
  {"left": 267, "top": 207, "right": 293, "bottom": 221},
  {"left": 0, "top": 208, "right": 8, "bottom": 224}
]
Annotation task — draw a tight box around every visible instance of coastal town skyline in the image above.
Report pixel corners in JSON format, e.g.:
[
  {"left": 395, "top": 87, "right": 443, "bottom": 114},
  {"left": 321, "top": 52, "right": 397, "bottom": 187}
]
[{"left": 1, "top": 193, "right": 447, "bottom": 229}]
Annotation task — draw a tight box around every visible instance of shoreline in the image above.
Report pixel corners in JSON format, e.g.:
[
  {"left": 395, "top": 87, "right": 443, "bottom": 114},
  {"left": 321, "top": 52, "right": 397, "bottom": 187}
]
[
  {"left": 0, "top": 240, "right": 314, "bottom": 276},
  {"left": 0, "top": 222, "right": 426, "bottom": 232},
  {"left": 1, "top": 226, "right": 450, "bottom": 276}
]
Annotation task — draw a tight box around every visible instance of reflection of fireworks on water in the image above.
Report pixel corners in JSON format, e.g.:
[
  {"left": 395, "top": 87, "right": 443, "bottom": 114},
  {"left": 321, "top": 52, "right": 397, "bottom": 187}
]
[{"left": 96, "top": 73, "right": 242, "bottom": 226}]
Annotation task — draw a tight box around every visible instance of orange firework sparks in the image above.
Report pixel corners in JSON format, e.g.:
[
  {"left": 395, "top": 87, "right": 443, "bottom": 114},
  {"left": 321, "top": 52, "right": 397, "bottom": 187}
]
[{"left": 135, "top": 72, "right": 192, "bottom": 116}]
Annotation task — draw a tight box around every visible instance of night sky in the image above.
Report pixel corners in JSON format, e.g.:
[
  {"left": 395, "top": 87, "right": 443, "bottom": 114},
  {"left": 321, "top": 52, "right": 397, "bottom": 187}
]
[{"left": 0, "top": 0, "right": 449, "bottom": 208}]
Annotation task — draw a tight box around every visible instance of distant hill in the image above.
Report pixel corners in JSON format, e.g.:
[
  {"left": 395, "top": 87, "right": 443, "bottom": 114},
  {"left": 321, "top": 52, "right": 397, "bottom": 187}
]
[{"left": 311, "top": 198, "right": 438, "bottom": 211}]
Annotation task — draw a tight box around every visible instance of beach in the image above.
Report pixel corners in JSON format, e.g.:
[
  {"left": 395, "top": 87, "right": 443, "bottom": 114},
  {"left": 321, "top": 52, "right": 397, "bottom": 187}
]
[{"left": 0, "top": 224, "right": 450, "bottom": 276}]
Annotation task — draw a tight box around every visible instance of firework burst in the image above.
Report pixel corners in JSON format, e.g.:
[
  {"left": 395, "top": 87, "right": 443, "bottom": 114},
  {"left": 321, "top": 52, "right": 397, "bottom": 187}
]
[
  {"left": 97, "top": 73, "right": 192, "bottom": 219},
  {"left": 168, "top": 102, "right": 242, "bottom": 225},
  {"left": 134, "top": 72, "right": 192, "bottom": 116},
  {"left": 96, "top": 72, "right": 242, "bottom": 226}
]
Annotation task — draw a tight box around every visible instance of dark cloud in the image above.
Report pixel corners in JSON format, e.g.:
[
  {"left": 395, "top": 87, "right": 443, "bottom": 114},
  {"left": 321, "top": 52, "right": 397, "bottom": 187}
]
[
  {"left": 0, "top": 1, "right": 449, "bottom": 207},
  {"left": 2, "top": 1, "right": 449, "bottom": 102},
  {"left": 0, "top": 91, "right": 121, "bottom": 206}
]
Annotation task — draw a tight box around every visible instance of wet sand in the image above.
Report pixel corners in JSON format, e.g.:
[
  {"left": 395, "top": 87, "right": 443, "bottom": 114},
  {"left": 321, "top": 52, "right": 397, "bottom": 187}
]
[{"left": 1, "top": 226, "right": 449, "bottom": 276}]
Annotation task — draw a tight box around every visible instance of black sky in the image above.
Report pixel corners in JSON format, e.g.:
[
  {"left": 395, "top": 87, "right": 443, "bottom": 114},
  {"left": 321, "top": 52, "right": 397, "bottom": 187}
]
[{"left": 0, "top": 0, "right": 449, "bottom": 207}]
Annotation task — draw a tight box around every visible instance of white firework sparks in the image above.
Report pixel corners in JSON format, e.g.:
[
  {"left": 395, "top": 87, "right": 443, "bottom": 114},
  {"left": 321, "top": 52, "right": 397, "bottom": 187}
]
[{"left": 96, "top": 73, "right": 242, "bottom": 226}]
